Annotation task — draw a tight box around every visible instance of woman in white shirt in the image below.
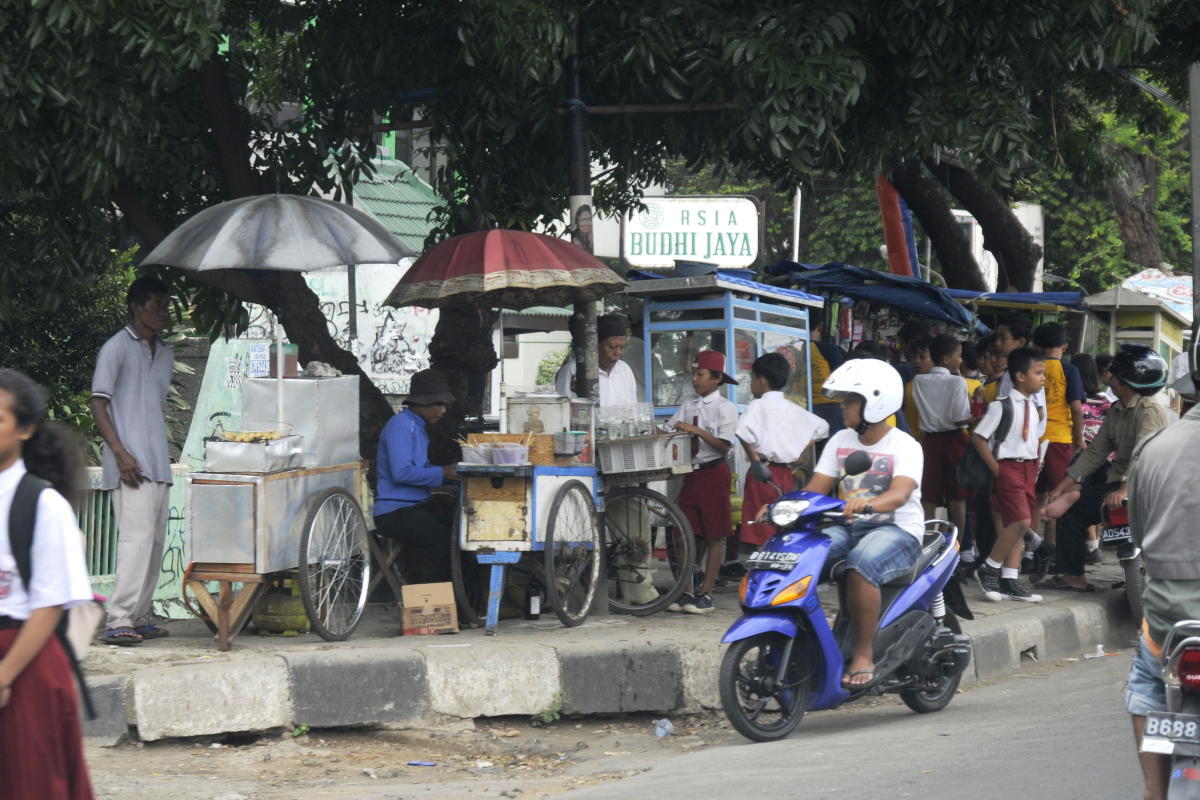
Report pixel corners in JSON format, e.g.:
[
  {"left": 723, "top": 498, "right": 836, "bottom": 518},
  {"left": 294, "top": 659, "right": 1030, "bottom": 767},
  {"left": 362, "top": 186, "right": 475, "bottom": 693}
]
[{"left": 0, "top": 369, "right": 95, "bottom": 800}]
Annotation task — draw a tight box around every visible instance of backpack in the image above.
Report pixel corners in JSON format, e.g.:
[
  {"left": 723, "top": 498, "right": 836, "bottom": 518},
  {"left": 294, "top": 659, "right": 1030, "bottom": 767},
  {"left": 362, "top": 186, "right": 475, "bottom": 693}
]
[
  {"left": 10, "top": 473, "right": 99, "bottom": 719},
  {"left": 955, "top": 398, "right": 1014, "bottom": 495}
]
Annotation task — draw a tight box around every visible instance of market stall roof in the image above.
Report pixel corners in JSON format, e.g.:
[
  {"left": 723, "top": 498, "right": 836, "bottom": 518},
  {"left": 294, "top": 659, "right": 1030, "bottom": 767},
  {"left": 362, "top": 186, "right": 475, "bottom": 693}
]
[
  {"left": 624, "top": 268, "right": 823, "bottom": 308},
  {"left": 1085, "top": 286, "right": 1191, "bottom": 327},
  {"left": 766, "top": 261, "right": 985, "bottom": 332},
  {"left": 500, "top": 305, "right": 571, "bottom": 333},
  {"left": 941, "top": 288, "right": 1086, "bottom": 313}
]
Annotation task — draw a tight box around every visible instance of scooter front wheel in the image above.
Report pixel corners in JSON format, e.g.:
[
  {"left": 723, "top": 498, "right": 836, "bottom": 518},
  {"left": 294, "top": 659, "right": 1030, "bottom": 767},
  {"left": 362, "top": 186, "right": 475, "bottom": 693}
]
[{"left": 719, "top": 632, "right": 813, "bottom": 742}]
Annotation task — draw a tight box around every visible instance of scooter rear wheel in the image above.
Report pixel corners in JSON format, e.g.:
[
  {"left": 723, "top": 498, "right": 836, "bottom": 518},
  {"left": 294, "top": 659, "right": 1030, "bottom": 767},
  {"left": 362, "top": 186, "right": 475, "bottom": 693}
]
[
  {"left": 720, "top": 632, "right": 813, "bottom": 742},
  {"left": 899, "top": 664, "right": 963, "bottom": 713}
]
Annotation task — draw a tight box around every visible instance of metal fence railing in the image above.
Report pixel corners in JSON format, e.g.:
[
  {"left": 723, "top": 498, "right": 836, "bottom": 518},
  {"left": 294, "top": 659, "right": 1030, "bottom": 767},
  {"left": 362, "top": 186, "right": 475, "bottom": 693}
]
[{"left": 81, "top": 464, "right": 191, "bottom": 582}]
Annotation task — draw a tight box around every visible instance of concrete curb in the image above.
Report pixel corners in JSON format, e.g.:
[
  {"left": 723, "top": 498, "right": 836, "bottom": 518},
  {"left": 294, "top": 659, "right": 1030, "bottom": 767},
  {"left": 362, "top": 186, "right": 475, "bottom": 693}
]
[{"left": 83, "top": 593, "right": 1138, "bottom": 743}]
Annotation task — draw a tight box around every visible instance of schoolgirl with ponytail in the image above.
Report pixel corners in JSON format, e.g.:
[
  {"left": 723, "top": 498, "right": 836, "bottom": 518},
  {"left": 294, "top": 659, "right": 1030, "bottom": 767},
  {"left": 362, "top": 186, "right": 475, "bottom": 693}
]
[{"left": 0, "top": 368, "right": 95, "bottom": 799}]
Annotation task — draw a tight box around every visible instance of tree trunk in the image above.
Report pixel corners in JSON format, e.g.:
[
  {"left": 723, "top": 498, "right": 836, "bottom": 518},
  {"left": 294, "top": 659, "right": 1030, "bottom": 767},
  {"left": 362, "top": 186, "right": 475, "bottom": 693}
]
[
  {"left": 888, "top": 160, "right": 989, "bottom": 291},
  {"left": 924, "top": 159, "right": 1042, "bottom": 292},
  {"left": 427, "top": 305, "right": 500, "bottom": 465},
  {"left": 1108, "top": 146, "right": 1165, "bottom": 270}
]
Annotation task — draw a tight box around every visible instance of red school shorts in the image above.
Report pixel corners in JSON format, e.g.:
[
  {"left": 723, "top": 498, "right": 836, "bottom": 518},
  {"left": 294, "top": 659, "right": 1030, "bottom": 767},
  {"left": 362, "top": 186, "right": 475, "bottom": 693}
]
[
  {"left": 740, "top": 464, "right": 797, "bottom": 546},
  {"left": 1036, "top": 441, "right": 1074, "bottom": 493},
  {"left": 991, "top": 459, "right": 1039, "bottom": 527},
  {"left": 676, "top": 461, "right": 733, "bottom": 540},
  {"left": 921, "top": 430, "right": 968, "bottom": 506}
]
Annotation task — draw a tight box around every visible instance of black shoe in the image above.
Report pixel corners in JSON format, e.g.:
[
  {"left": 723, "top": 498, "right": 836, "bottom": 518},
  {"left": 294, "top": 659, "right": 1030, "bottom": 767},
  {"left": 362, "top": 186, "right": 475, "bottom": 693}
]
[
  {"left": 666, "top": 592, "right": 694, "bottom": 613},
  {"left": 682, "top": 593, "right": 715, "bottom": 615},
  {"left": 975, "top": 562, "right": 1002, "bottom": 601},
  {"left": 1086, "top": 548, "right": 1104, "bottom": 565},
  {"left": 999, "top": 578, "right": 1043, "bottom": 603}
]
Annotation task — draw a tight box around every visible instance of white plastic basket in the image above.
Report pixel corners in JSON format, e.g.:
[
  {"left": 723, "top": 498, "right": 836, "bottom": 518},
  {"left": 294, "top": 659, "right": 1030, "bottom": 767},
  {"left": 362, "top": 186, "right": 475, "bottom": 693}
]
[{"left": 596, "top": 433, "right": 692, "bottom": 475}]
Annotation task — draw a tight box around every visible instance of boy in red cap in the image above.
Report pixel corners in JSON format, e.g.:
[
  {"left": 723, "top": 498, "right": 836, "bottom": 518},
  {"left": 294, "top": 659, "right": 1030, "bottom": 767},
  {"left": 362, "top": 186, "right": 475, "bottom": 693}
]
[{"left": 665, "top": 350, "right": 739, "bottom": 614}]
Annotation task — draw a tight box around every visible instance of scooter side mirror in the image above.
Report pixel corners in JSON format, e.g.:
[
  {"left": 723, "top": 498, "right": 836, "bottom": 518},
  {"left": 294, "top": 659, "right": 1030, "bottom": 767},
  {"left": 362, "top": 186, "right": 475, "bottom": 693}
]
[
  {"left": 749, "top": 460, "right": 772, "bottom": 484},
  {"left": 844, "top": 450, "right": 873, "bottom": 477}
]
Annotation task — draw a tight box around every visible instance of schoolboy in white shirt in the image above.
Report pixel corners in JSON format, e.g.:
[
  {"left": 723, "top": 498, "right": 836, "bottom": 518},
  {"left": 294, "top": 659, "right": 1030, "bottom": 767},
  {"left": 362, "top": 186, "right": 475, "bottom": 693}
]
[
  {"left": 736, "top": 352, "right": 829, "bottom": 546},
  {"left": 666, "top": 350, "right": 739, "bottom": 615},
  {"left": 911, "top": 334, "right": 972, "bottom": 535},
  {"left": 971, "top": 347, "right": 1046, "bottom": 603}
]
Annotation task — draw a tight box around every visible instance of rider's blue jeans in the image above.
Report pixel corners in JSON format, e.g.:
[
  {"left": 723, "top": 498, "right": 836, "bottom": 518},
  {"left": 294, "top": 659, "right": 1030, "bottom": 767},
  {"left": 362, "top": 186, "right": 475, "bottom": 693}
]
[{"left": 823, "top": 521, "right": 921, "bottom": 588}]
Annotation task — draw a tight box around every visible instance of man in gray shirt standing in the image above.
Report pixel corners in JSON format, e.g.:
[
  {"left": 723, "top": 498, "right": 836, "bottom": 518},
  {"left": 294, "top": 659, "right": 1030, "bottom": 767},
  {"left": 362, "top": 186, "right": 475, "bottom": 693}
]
[{"left": 91, "top": 277, "right": 174, "bottom": 646}]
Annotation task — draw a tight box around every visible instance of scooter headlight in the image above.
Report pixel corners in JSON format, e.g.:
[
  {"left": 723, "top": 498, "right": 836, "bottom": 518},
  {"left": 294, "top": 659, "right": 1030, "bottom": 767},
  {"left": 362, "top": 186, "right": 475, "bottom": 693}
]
[{"left": 769, "top": 499, "right": 811, "bottom": 527}]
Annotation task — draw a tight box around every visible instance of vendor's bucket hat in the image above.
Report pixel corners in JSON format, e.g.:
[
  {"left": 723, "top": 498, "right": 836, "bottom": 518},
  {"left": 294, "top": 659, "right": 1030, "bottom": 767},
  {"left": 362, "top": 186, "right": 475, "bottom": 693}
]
[
  {"left": 406, "top": 369, "right": 456, "bottom": 405},
  {"left": 694, "top": 350, "right": 738, "bottom": 385}
]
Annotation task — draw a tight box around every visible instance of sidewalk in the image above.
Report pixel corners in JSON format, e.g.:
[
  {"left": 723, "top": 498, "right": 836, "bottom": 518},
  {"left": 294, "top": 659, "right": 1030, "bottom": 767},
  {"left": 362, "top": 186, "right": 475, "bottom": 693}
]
[{"left": 82, "top": 558, "right": 1138, "bottom": 743}]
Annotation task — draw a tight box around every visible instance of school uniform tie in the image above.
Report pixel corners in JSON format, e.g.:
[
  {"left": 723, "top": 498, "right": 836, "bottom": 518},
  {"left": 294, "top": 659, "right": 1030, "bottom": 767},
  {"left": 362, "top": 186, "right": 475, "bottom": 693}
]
[
  {"left": 691, "top": 415, "right": 700, "bottom": 458},
  {"left": 1022, "top": 398, "right": 1031, "bottom": 442}
]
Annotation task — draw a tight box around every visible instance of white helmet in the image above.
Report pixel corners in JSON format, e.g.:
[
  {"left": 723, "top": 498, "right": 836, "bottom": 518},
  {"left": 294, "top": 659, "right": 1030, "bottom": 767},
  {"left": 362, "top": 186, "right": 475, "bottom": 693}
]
[{"left": 822, "top": 358, "right": 903, "bottom": 424}]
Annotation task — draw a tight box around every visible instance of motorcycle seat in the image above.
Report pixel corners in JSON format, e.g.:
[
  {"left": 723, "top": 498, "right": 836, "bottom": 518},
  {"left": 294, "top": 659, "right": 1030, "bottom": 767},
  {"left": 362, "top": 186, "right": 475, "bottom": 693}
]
[{"left": 881, "top": 532, "right": 948, "bottom": 587}]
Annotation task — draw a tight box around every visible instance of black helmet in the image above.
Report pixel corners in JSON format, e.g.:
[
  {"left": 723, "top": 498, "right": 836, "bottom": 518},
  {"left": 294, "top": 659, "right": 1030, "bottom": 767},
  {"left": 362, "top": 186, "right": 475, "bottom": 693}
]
[{"left": 1108, "top": 344, "right": 1167, "bottom": 394}]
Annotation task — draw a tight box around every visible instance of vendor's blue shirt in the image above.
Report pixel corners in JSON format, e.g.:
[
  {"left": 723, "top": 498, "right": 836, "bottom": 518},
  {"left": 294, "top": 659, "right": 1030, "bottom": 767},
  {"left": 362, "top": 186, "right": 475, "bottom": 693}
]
[{"left": 375, "top": 407, "right": 443, "bottom": 516}]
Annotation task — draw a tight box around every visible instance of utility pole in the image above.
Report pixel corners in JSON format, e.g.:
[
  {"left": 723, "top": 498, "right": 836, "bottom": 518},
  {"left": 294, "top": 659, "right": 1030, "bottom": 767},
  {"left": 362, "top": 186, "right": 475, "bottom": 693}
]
[
  {"left": 566, "top": 20, "right": 599, "bottom": 403},
  {"left": 1190, "top": 64, "right": 1200, "bottom": 376}
]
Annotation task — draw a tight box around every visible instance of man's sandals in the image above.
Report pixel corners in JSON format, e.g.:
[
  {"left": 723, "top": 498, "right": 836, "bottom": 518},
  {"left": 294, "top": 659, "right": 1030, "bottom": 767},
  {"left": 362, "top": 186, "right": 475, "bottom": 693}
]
[
  {"left": 100, "top": 627, "right": 143, "bottom": 646},
  {"left": 842, "top": 669, "right": 875, "bottom": 690}
]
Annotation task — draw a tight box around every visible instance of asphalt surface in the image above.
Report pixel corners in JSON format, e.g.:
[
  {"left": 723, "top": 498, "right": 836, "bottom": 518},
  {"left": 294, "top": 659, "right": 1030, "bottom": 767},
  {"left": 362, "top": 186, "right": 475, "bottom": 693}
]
[{"left": 558, "top": 649, "right": 1143, "bottom": 800}]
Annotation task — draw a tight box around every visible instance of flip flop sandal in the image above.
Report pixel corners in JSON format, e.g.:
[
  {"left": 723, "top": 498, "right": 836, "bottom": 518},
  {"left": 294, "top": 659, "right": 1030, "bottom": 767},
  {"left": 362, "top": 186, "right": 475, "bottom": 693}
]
[
  {"left": 134, "top": 625, "right": 170, "bottom": 639},
  {"left": 100, "top": 627, "right": 144, "bottom": 646},
  {"left": 1043, "top": 575, "right": 1097, "bottom": 593},
  {"left": 842, "top": 669, "right": 875, "bottom": 690}
]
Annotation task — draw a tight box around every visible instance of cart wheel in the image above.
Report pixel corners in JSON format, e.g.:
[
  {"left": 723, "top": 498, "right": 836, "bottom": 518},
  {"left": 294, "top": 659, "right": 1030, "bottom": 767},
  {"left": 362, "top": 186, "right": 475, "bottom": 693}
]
[
  {"left": 543, "top": 479, "right": 600, "bottom": 627},
  {"left": 603, "top": 486, "right": 696, "bottom": 615},
  {"left": 451, "top": 521, "right": 491, "bottom": 628},
  {"left": 298, "top": 488, "right": 371, "bottom": 642}
]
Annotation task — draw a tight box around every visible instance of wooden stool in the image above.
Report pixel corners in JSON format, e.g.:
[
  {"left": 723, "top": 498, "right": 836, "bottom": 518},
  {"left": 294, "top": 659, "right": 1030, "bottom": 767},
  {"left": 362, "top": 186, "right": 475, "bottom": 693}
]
[{"left": 368, "top": 535, "right": 406, "bottom": 601}]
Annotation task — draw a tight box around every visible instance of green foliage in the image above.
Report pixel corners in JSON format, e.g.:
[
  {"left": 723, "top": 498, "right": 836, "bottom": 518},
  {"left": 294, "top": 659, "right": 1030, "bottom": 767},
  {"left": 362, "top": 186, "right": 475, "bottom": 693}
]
[
  {"left": 530, "top": 691, "right": 566, "bottom": 727},
  {"left": 536, "top": 347, "right": 569, "bottom": 387},
  {"left": 801, "top": 183, "right": 887, "bottom": 269}
]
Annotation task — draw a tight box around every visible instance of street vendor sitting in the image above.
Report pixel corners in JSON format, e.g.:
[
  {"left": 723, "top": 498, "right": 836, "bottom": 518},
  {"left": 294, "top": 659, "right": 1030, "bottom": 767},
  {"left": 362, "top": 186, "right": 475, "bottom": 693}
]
[
  {"left": 374, "top": 369, "right": 459, "bottom": 585},
  {"left": 554, "top": 313, "right": 638, "bottom": 408}
]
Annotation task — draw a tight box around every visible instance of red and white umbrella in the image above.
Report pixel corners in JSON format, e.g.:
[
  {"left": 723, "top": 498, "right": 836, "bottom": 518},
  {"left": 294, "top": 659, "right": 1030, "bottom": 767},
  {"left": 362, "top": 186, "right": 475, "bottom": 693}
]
[{"left": 384, "top": 229, "right": 626, "bottom": 310}]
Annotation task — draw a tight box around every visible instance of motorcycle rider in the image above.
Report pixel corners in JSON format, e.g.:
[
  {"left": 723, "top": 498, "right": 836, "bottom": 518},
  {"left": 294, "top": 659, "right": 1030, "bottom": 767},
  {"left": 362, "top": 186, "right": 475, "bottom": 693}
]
[
  {"left": 802, "top": 358, "right": 925, "bottom": 689},
  {"left": 1044, "top": 345, "right": 1170, "bottom": 591},
  {"left": 1124, "top": 394, "right": 1200, "bottom": 800}
]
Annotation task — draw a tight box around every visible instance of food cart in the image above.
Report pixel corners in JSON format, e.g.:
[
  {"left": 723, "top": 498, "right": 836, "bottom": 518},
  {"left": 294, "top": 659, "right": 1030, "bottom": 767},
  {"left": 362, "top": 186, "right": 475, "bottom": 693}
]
[
  {"left": 184, "top": 376, "right": 371, "bottom": 650},
  {"left": 454, "top": 397, "right": 601, "bottom": 633}
]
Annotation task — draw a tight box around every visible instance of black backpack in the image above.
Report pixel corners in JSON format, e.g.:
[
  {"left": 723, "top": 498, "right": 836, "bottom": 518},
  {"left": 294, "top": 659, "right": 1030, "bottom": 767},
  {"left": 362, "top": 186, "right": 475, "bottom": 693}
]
[
  {"left": 956, "top": 398, "right": 1014, "bottom": 495},
  {"left": 10, "top": 473, "right": 95, "bottom": 719}
]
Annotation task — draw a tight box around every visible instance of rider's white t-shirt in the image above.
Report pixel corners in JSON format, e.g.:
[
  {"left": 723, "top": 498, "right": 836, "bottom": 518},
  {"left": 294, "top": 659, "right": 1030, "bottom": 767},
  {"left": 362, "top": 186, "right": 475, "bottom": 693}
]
[{"left": 814, "top": 427, "right": 925, "bottom": 541}]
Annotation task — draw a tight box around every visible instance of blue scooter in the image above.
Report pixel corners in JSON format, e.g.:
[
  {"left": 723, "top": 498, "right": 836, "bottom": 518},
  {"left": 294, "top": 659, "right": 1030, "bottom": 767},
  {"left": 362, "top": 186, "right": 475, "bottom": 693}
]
[{"left": 719, "top": 451, "right": 972, "bottom": 742}]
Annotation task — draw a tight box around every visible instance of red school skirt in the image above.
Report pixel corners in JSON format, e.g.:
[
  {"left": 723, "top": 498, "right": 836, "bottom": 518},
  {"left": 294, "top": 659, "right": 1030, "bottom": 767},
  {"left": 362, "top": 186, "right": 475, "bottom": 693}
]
[
  {"left": 740, "top": 464, "right": 798, "bottom": 546},
  {"left": 0, "top": 627, "right": 94, "bottom": 800}
]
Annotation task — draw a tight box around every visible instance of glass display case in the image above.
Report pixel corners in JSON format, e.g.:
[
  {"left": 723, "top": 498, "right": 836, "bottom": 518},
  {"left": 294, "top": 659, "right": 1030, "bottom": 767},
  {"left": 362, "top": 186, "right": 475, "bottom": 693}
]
[{"left": 626, "top": 272, "right": 823, "bottom": 418}]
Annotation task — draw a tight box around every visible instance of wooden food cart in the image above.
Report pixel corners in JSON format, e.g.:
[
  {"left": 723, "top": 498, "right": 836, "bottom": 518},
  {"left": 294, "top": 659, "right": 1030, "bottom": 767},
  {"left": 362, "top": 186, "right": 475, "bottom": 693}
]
[{"left": 184, "top": 376, "right": 372, "bottom": 650}]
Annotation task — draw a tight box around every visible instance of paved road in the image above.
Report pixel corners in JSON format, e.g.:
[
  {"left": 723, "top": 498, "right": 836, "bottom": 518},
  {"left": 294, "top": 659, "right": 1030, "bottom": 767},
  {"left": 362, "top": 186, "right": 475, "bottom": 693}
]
[{"left": 559, "top": 651, "right": 1142, "bottom": 800}]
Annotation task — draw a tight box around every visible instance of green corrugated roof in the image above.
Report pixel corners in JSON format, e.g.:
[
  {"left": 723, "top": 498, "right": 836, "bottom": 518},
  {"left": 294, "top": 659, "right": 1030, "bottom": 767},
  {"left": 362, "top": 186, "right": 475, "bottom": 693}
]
[{"left": 354, "top": 160, "right": 440, "bottom": 253}]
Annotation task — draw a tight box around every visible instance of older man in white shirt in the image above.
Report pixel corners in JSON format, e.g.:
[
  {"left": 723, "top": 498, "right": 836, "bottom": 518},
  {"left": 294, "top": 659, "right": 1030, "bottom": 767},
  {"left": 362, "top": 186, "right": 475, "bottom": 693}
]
[{"left": 554, "top": 314, "right": 639, "bottom": 408}]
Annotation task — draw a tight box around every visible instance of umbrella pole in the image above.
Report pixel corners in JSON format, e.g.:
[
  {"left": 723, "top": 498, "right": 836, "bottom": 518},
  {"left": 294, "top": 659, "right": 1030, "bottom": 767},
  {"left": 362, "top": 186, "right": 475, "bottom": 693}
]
[{"left": 273, "top": 312, "right": 285, "bottom": 424}]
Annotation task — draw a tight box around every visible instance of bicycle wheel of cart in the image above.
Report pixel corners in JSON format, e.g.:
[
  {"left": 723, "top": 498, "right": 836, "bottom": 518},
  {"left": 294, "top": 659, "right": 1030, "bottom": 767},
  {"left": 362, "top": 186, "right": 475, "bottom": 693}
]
[
  {"left": 603, "top": 486, "right": 695, "bottom": 615},
  {"left": 298, "top": 487, "right": 371, "bottom": 641},
  {"left": 451, "top": 522, "right": 491, "bottom": 628},
  {"left": 543, "top": 479, "right": 600, "bottom": 627}
]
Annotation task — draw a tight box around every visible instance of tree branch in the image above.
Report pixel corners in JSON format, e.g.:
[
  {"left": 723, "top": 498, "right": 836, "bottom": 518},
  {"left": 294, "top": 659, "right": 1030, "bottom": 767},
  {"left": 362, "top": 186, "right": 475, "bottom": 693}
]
[
  {"left": 888, "top": 160, "right": 988, "bottom": 291},
  {"left": 923, "top": 158, "right": 1042, "bottom": 292}
]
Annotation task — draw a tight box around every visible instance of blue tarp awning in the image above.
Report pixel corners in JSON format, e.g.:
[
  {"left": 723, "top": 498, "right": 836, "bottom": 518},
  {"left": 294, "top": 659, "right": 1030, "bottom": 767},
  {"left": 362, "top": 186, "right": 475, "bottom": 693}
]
[
  {"left": 942, "top": 288, "right": 1086, "bottom": 311},
  {"left": 766, "top": 262, "right": 987, "bottom": 333},
  {"left": 625, "top": 268, "right": 824, "bottom": 305}
]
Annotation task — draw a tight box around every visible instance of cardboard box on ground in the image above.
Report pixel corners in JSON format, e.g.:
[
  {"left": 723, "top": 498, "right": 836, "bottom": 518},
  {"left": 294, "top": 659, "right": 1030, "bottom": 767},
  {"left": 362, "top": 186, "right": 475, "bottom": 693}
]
[{"left": 401, "top": 582, "right": 459, "bottom": 635}]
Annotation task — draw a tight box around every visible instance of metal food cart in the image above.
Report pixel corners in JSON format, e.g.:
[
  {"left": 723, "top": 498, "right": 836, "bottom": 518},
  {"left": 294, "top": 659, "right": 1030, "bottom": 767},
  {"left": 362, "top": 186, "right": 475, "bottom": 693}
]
[{"left": 184, "top": 376, "right": 371, "bottom": 650}]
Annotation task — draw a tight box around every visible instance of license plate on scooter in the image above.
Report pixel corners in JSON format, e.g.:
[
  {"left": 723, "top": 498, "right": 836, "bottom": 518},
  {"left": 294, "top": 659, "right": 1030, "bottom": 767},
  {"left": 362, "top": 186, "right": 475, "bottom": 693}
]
[
  {"left": 1142, "top": 711, "right": 1200, "bottom": 754},
  {"left": 746, "top": 550, "right": 800, "bottom": 571},
  {"left": 1101, "top": 524, "right": 1133, "bottom": 544}
]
